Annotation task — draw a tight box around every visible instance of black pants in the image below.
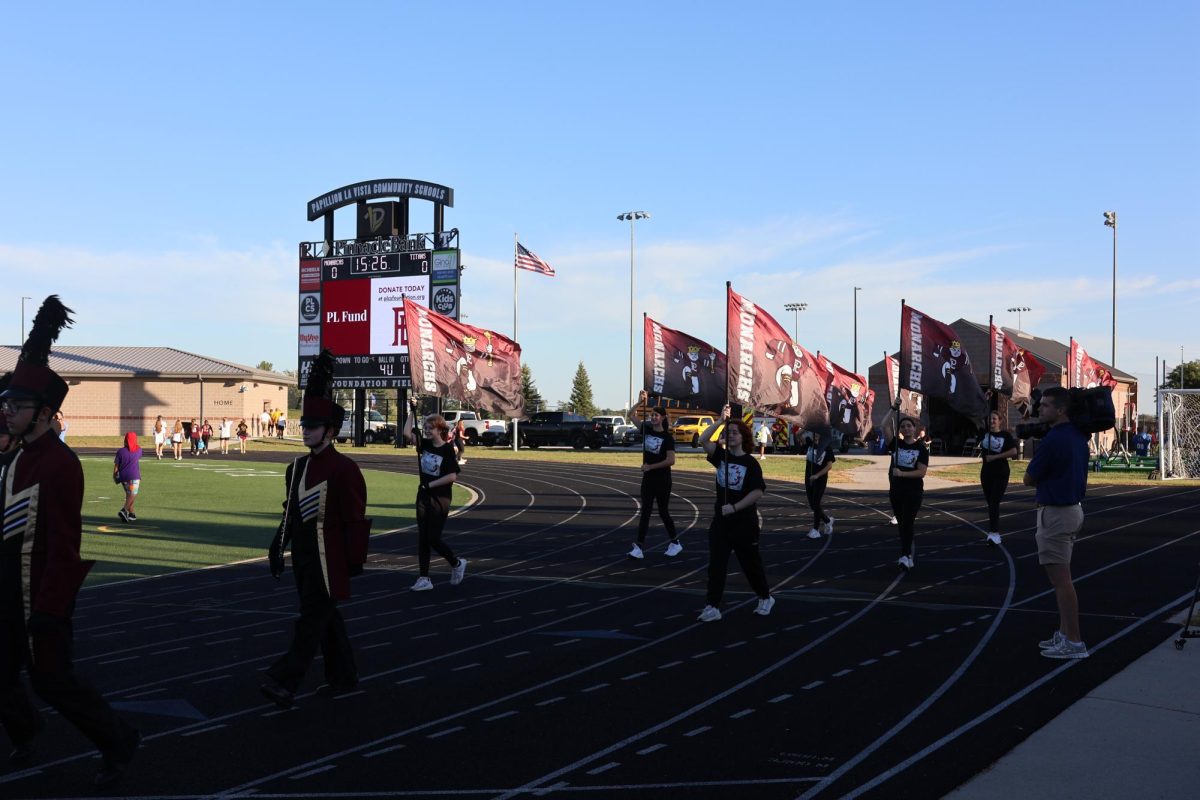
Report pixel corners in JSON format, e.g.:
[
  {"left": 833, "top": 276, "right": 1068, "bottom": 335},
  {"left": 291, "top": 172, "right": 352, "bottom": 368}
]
[
  {"left": 636, "top": 477, "right": 677, "bottom": 544},
  {"left": 806, "top": 476, "right": 830, "bottom": 529},
  {"left": 416, "top": 493, "right": 457, "bottom": 575},
  {"left": 980, "top": 465, "right": 1009, "bottom": 532},
  {"left": 0, "top": 604, "right": 137, "bottom": 760},
  {"left": 266, "top": 557, "right": 357, "bottom": 692},
  {"left": 705, "top": 515, "right": 770, "bottom": 606},
  {"left": 889, "top": 482, "right": 924, "bottom": 556}
]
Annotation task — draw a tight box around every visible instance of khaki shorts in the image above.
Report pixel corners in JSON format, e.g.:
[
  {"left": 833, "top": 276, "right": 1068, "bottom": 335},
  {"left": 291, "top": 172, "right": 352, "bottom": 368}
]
[{"left": 1035, "top": 504, "right": 1084, "bottom": 565}]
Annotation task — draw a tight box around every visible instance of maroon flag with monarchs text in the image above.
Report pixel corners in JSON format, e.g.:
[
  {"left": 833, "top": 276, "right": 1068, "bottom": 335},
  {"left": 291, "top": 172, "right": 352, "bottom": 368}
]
[
  {"left": 402, "top": 297, "right": 524, "bottom": 417},
  {"left": 990, "top": 324, "right": 1047, "bottom": 410},
  {"left": 884, "top": 354, "right": 924, "bottom": 421},
  {"left": 726, "top": 285, "right": 829, "bottom": 427},
  {"left": 644, "top": 316, "right": 727, "bottom": 411},
  {"left": 818, "top": 354, "right": 875, "bottom": 439},
  {"left": 1069, "top": 338, "right": 1117, "bottom": 390},
  {"left": 900, "top": 304, "right": 988, "bottom": 421}
]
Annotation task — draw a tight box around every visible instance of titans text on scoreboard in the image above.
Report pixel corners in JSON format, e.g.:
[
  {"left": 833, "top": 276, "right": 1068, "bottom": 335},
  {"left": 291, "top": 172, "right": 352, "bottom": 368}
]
[{"left": 297, "top": 237, "right": 461, "bottom": 388}]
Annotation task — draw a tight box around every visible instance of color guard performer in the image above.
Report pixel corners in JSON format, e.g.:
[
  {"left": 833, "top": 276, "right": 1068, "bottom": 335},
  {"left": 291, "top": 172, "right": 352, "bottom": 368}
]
[
  {"left": 0, "top": 297, "right": 140, "bottom": 788},
  {"left": 260, "top": 350, "right": 372, "bottom": 708}
]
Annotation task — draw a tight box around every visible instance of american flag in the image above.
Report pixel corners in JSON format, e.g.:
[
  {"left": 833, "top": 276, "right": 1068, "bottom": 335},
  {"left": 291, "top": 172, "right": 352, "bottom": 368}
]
[{"left": 515, "top": 243, "right": 555, "bottom": 276}]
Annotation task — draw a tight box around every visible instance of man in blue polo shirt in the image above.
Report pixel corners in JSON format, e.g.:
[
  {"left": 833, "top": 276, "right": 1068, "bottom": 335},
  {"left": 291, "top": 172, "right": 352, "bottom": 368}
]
[{"left": 1024, "top": 387, "right": 1091, "bottom": 659}]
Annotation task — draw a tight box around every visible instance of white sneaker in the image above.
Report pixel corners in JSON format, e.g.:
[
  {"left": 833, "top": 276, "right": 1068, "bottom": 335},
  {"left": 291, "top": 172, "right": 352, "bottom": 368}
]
[
  {"left": 628, "top": 543, "right": 645, "bottom": 560},
  {"left": 807, "top": 528, "right": 822, "bottom": 539},
  {"left": 1038, "top": 630, "right": 1066, "bottom": 650},
  {"left": 754, "top": 596, "right": 776, "bottom": 616},
  {"left": 986, "top": 532, "right": 1002, "bottom": 546},
  {"left": 664, "top": 541, "right": 683, "bottom": 557},
  {"left": 697, "top": 605, "right": 722, "bottom": 623},
  {"left": 411, "top": 576, "right": 433, "bottom": 591},
  {"left": 890, "top": 516, "right": 898, "bottom": 525},
  {"left": 897, "top": 555, "right": 914, "bottom": 570},
  {"left": 450, "top": 558, "right": 467, "bottom": 586},
  {"left": 458, "top": 458, "right": 467, "bottom": 465},
  {"left": 1041, "top": 639, "right": 1089, "bottom": 660},
  {"left": 823, "top": 517, "right": 834, "bottom": 535}
]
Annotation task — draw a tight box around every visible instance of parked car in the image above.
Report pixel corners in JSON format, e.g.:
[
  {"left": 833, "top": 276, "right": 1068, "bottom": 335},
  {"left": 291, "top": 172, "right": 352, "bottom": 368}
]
[
  {"left": 592, "top": 415, "right": 637, "bottom": 446},
  {"left": 441, "top": 410, "right": 507, "bottom": 445},
  {"left": 520, "top": 412, "right": 607, "bottom": 450},
  {"left": 672, "top": 415, "right": 720, "bottom": 448},
  {"left": 335, "top": 410, "right": 396, "bottom": 444}
]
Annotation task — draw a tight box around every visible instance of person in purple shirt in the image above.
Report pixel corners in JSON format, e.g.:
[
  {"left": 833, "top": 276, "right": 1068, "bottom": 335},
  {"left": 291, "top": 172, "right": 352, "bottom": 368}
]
[{"left": 114, "top": 432, "right": 142, "bottom": 523}]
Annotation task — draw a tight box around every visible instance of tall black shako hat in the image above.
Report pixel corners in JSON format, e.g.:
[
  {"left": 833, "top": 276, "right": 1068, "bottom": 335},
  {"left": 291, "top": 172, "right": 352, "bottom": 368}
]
[
  {"left": 300, "top": 349, "right": 345, "bottom": 429},
  {"left": 0, "top": 295, "right": 74, "bottom": 411}
]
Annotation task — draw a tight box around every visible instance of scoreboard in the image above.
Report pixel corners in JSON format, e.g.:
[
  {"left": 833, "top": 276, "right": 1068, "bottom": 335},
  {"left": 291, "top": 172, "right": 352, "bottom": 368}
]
[{"left": 297, "top": 241, "right": 461, "bottom": 388}]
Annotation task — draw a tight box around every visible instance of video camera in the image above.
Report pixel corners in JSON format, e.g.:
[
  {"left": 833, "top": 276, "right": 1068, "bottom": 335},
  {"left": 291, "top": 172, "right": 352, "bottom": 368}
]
[{"left": 1014, "top": 386, "right": 1116, "bottom": 439}]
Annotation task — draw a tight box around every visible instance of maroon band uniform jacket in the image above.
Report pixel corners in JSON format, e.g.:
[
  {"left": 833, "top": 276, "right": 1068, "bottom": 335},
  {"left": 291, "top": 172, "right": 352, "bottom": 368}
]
[
  {"left": 2, "top": 433, "right": 94, "bottom": 620},
  {"left": 282, "top": 446, "right": 370, "bottom": 601}
]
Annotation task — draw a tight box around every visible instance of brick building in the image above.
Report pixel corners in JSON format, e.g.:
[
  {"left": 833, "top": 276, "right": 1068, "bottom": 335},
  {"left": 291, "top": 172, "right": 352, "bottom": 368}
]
[{"left": 0, "top": 346, "right": 294, "bottom": 437}]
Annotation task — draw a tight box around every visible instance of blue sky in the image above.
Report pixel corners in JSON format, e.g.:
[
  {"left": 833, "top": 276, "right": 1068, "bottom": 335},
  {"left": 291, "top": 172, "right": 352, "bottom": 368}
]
[{"left": 2, "top": 1, "right": 1196, "bottom": 411}]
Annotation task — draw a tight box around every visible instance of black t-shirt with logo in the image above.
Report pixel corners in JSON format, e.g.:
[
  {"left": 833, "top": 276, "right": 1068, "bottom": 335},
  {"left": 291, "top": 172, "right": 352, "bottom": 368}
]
[
  {"left": 805, "top": 443, "right": 836, "bottom": 483},
  {"left": 706, "top": 449, "right": 767, "bottom": 517},
  {"left": 641, "top": 423, "right": 676, "bottom": 481},
  {"left": 979, "top": 430, "right": 1017, "bottom": 476},
  {"left": 889, "top": 438, "right": 929, "bottom": 488},
  {"left": 415, "top": 434, "right": 460, "bottom": 500}
]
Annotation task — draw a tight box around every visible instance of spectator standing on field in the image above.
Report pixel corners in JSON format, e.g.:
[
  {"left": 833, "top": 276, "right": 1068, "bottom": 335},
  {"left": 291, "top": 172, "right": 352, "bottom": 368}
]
[
  {"left": 152, "top": 415, "right": 165, "bottom": 460},
  {"left": 172, "top": 419, "right": 184, "bottom": 460},
  {"left": 113, "top": 432, "right": 142, "bottom": 523},
  {"left": 200, "top": 419, "right": 213, "bottom": 454},
  {"left": 188, "top": 419, "right": 200, "bottom": 455},
  {"left": 754, "top": 423, "right": 770, "bottom": 460},
  {"left": 236, "top": 419, "right": 248, "bottom": 453},
  {"left": 219, "top": 417, "right": 232, "bottom": 454},
  {"left": 260, "top": 409, "right": 271, "bottom": 438},
  {"left": 276, "top": 410, "right": 287, "bottom": 439},
  {"left": 1023, "top": 387, "right": 1091, "bottom": 660}
]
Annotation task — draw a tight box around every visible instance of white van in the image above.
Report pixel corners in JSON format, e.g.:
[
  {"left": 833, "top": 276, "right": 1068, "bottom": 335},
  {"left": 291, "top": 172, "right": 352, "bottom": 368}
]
[{"left": 336, "top": 410, "right": 395, "bottom": 444}]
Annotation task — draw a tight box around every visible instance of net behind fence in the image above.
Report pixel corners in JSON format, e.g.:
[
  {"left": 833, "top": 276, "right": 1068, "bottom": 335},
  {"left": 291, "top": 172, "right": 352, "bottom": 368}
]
[{"left": 1160, "top": 389, "right": 1200, "bottom": 480}]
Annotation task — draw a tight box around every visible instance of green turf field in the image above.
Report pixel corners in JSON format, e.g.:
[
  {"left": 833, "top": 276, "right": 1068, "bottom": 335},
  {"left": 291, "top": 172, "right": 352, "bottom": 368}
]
[{"left": 77, "top": 455, "right": 467, "bottom": 585}]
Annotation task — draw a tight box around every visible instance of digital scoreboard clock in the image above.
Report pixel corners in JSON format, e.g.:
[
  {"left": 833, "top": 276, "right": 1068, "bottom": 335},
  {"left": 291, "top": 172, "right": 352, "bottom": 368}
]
[{"left": 297, "top": 244, "right": 460, "bottom": 388}]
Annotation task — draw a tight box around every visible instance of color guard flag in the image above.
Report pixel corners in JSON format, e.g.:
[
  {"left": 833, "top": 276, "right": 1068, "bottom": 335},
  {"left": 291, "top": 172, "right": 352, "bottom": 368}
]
[
  {"left": 818, "top": 355, "right": 875, "bottom": 440},
  {"left": 726, "top": 285, "right": 829, "bottom": 427},
  {"left": 402, "top": 297, "right": 524, "bottom": 417},
  {"left": 1069, "top": 338, "right": 1117, "bottom": 390},
  {"left": 991, "top": 324, "right": 1047, "bottom": 410},
  {"left": 515, "top": 243, "right": 555, "bottom": 276},
  {"left": 900, "top": 304, "right": 988, "bottom": 420},
  {"left": 885, "top": 353, "right": 924, "bottom": 421},
  {"left": 644, "top": 316, "right": 727, "bottom": 411}
]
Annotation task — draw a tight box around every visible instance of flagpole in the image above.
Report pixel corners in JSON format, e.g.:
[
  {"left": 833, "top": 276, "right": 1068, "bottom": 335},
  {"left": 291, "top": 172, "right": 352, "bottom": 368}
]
[
  {"left": 1067, "top": 337, "right": 1073, "bottom": 389},
  {"left": 988, "top": 314, "right": 996, "bottom": 427},
  {"left": 722, "top": 281, "right": 733, "bottom": 508},
  {"left": 513, "top": 233, "right": 519, "bottom": 341},
  {"left": 641, "top": 312, "right": 649, "bottom": 460}
]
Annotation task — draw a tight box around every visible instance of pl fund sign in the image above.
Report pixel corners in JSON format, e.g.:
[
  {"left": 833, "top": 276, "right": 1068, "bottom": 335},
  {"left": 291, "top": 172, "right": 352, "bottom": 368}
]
[{"left": 298, "top": 179, "right": 459, "bottom": 389}]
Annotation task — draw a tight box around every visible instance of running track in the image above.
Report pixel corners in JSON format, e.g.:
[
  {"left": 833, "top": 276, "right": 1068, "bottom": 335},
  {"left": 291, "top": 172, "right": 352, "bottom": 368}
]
[{"left": 4, "top": 451, "right": 1198, "bottom": 799}]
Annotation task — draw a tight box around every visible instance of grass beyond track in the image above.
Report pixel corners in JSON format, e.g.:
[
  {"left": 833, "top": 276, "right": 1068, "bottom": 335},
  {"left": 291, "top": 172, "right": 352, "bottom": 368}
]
[{"left": 77, "top": 454, "right": 466, "bottom": 585}]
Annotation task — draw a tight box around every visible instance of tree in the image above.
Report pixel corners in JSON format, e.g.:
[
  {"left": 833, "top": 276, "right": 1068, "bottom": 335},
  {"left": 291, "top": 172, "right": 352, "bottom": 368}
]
[
  {"left": 282, "top": 369, "right": 301, "bottom": 409},
  {"left": 257, "top": 360, "right": 274, "bottom": 372},
  {"left": 1161, "top": 360, "right": 1200, "bottom": 390},
  {"left": 569, "top": 362, "right": 597, "bottom": 418},
  {"left": 521, "top": 364, "right": 544, "bottom": 415}
]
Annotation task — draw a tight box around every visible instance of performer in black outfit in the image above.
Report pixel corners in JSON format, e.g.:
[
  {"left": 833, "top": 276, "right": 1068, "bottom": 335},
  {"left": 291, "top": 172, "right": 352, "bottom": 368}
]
[
  {"left": 628, "top": 396, "right": 681, "bottom": 559},
  {"left": 261, "top": 350, "right": 372, "bottom": 708},
  {"left": 0, "top": 297, "right": 140, "bottom": 788},
  {"left": 803, "top": 427, "right": 836, "bottom": 539},
  {"left": 889, "top": 415, "right": 929, "bottom": 570},
  {"left": 404, "top": 398, "right": 466, "bottom": 591},
  {"left": 979, "top": 411, "right": 1018, "bottom": 545},
  {"left": 697, "top": 405, "right": 774, "bottom": 622}
]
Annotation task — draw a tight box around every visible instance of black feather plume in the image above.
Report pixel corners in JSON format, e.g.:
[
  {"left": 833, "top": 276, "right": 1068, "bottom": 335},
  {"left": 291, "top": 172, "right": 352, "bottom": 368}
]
[
  {"left": 21, "top": 295, "right": 74, "bottom": 367},
  {"left": 306, "top": 348, "right": 335, "bottom": 399}
]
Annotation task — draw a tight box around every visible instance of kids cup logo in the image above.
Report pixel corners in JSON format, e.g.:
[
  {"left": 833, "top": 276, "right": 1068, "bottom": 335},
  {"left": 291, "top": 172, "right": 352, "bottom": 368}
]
[{"left": 433, "top": 287, "right": 456, "bottom": 315}]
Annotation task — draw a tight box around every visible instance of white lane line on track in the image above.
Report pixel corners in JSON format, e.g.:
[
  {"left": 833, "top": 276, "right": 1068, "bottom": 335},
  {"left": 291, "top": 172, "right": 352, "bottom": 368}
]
[{"left": 841, "top": 590, "right": 1196, "bottom": 799}]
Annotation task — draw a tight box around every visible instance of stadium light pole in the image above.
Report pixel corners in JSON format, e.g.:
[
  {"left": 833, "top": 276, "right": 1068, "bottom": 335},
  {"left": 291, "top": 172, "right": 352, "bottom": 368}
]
[
  {"left": 617, "top": 211, "right": 650, "bottom": 416},
  {"left": 20, "top": 296, "right": 32, "bottom": 343},
  {"left": 1104, "top": 211, "right": 1117, "bottom": 366},
  {"left": 1007, "top": 306, "right": 1030, "bottom": 331},
  {"left": 784, "top": 302, "right": 807, "bottom": 343},
  {"left": 853, "top": 287, "right": 862, "bottom": 373}
]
